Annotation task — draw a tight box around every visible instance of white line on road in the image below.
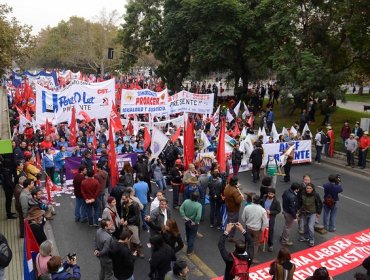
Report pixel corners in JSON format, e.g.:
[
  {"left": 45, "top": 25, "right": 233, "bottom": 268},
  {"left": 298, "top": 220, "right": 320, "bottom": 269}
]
[{"left": 316, "top": 185, "right": 370, "bottom": 208}]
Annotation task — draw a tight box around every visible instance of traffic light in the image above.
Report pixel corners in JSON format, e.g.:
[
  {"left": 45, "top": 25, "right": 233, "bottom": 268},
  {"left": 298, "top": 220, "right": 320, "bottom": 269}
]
[{"left": 108, "top": 48, "right": 114, "bottom": 59}]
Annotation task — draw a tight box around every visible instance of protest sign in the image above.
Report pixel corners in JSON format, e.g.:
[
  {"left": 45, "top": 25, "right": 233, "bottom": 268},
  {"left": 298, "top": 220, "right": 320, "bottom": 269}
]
[
  {"left": 35, "top": 79, "right": 115, "bottom": 125},
  {"left": 121, "top": 88, "right": 168, "bottom": 115},
  {"left": 168, "top": 91, "right": 214, "bottom": 114},
  {"left": 214, "top": 228, "right": 370, "bottom": 280}
]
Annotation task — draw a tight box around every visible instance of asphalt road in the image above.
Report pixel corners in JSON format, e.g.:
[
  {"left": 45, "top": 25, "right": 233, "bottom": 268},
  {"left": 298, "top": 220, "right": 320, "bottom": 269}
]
[{"left": 49, "top": 162, "right": 370, "bottom": 279}]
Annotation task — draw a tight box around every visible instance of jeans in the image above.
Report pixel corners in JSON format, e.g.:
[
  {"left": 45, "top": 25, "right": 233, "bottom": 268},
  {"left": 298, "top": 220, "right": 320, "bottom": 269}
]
[
  {"left": 323, "top": 204, "right": 338, "bottom": 231},
  {"left": 155, "top": 178, "right": 166, "bottom": 191},
  {"left": 268, "top": 216, "right": 276, "bottom": 247},
  {"left": 324, "top": 143, "right": 330, "bottom": 157},
  {"left": 0, "top": 267, "right": 4, "bottom": 280},
  {"left": 283, "top": 162, "right": 291, "bottom": 182},
  {"left": 58, "top": 166, "right": 66, "bottom": 185},
  {"left": 99, "top": 259, "right": 114, "bottom": 280},
  {"left": 252, "top": 164, "right": 261, "bottom": 182},
  {"left": 360, "top": 149, "right": 368, "bottom": 168},
  {"left": 99, "top": 192, "right": 106, "bottom": 217},
  {"left": 302, "top": 213, "right": 316, "bottom": 242},
  {"left": 315, "top": 145, "right": 323, "bottom": 162},
  {"left": 86, "top": 200, "right": 100, "bottom": 225},
  {"left": 281, "top": 212, "right": 295, "bottom": 243},
  {"left": 75, "top": 197, "right": 87, "bottom": 222},
  {"left": 346, "top": 151, "right": 354, "bottom": 166},
  {"left": 200, "top": 197, "right": 205, "bottom": 222},
  {"left": 209, "top": 197, "right": 222, "bottom": 227},
  {"left": 141, "top": 204, "right": 148, "bottom": 230},
  {"left": 185, "top": 221, "right": 198, "bottom": 253}
]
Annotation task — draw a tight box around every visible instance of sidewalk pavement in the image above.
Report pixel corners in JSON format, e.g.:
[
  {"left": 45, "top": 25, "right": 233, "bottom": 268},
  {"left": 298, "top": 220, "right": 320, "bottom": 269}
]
[{"left": 337, "top": 100, "right": 370, "bottom": 113}]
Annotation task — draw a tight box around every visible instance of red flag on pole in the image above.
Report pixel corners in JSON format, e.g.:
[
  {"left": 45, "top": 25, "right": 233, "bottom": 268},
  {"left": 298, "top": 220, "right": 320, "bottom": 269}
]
[
  {"left": 45, "top": 119, "right": 52, "bottom": 137},
  {"left": 79, "top": 111, "right": 92, "bottom": 123},
  {"left": 217, "top": 117, "right": 226, "bottom": 173},
  {"left": 126, "top": 120, "right": 134, "bottom": 135},
  {"left": 171, "top": 127, "right": 181, "bottom": 142},
  {"left": 69, "top": 107, "right": 77, "bottom": 147},
  {"left": 183, "top": 117, "right": 195, "bottom": 170},
  {"left": 233, "top": 123, "right": 240, "bottom": 137},
  {"left": 110, "top": 102, "right": 123, "bottom": 132},
  {"left": 143, "top": 127, "right": 151, "bottom": 151},
  {"left": 247, "top": 112, "right": 254, "bottom": 129},
  {"left": 108, "top": 119, "right": 118, "bottom": 188}
]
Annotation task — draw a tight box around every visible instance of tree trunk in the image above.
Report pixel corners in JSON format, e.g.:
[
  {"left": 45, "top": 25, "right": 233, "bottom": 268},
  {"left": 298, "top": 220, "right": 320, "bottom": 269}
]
[{"left": 358, "top": 85, "right": 363, "bottom": 95}]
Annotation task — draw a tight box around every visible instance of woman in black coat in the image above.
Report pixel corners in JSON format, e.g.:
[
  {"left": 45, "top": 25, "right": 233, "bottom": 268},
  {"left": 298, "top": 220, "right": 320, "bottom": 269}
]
[{"left": 148, "top": 235, "right": 176, "bottom": 280}]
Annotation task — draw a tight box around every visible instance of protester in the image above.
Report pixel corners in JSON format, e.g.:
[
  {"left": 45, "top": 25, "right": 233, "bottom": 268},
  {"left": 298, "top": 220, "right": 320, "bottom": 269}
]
[
  {"left": 269, "top": 247, "right": 296, "bottom": 280},
  {"left": 81, "top": 169, "right": 101, "bottom": 227},
  {"left": 264, "top": 155, "right": 280, "bottom": 188},
  {"left": 197, "top": 167, "right": 209, "bottom": 222},
  {"left": 249, "top": 141, "right": 263, "bottom": 183},
  {"left": 14, "top": 176, "right": 27, "bottom": 237},
  {"left": 298, "top": 183, "right": 322, "bottom": 247},
  {"left": 95, "top": 162, "right": 109, "bottom": 216},
  {"left": 20, "top": 178, "right": 35, "bottom": 219},
  {"left": 54, "top": 146, "right": 69, "bottom": 186},
  {"left": 133, "top": 173, "right": 149, "bottom": 231},
  {"left": 94, "top": 219, "right": 115, "bottom": 280},
  {"left": 27, "top": 207, "right": 47, "bottom": 245},
  {"left": 358, "top": 131, "right": 369, "bottom": 169},
  {"left": 36, "top": 240, "right": 53, "bottom": 278},
  {"left": 164, "top": 260, "right": 189, "bottom": 280},
  {"left": 148, "top": 235, "right": 176, "bottom": 280},
  {"left": 180, "top": 192, "right": 202, "bottom": 255},
  {"left": 47, "top": 255, "right": 81, "bottom": 279},
  {"left": 208, "top": 167, "right": 224, "bottom": 229},
  {"left": 151, "top": 158, "right": 166, "bottom": 191},
  {"left": 218, "top": 222, "right": 253, "bottom": 280},
  {"left": 170, "top": 159, "right": 183, "bottom": 209},
  {"left": 280, "top": 183, "right": 300, "bottom": 246},
  {"left": 231, "top": 143, "right": 243, "bottom": 175},
  {"left": 261, "top": 188, "right": 281, "bottom": 252},
  {"left": 110, "top": 228, "right": 136, "bottom": 280},
  {"left": 42, "top": 148, "right": 55, "bottom": 181},
  {"left": 146, "top": 198, "right": 172, "bottom": 236},
  {"left": 241, "top": 195, "right": 268, "bottom": 263},
  {"left": 73, "top": 166, "right": 87, "bottom": 223},
  {"left": 305, "top": 267, "right": 333, "bottom": 280},
  {"left": 322, "top": 174, "right": 343, "bottom": 232},
  {"left": 150, "top": 191, "right": 164, "bottom": 213},
  {"left": 224, "top": 176, "right": 244, "bottom": 239},
  {"left": 345, "top": 134, "right": 358, "bottom": 168},
  {"left": 102, "top": 196, "right": 122, "bottom": 239},
  {"left": 282, "top": 142, "right": 294, "bottom": 183}
]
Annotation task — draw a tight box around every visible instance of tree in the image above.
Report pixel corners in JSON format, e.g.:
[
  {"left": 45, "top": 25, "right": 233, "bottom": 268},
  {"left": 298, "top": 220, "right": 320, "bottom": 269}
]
[{"left": 0, "top": 4, "right": 34, "bottom": 75}]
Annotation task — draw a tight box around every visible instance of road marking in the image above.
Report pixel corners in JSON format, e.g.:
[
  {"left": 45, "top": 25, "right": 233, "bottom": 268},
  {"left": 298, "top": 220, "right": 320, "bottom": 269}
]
[
  {"left": 316, "top": 185, "right": 370, "bottom": 208},
  {"left": 182, "top": 245, "right": 218, "bottom": 278}
]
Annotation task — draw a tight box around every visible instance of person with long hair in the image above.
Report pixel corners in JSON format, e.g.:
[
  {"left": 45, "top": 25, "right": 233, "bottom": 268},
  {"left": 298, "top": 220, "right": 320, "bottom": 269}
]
[
  {"left": 269, "top": 247, "right": 296, "bottom": 280},
  {"left": 120, "top": 161, "right": 134, "bottom": 188},
  {"left": 159, "top": 219, "right": 184, "bottom": 254},
  {"left": 148, "top": 235, "right": 176, "bottom": 280}
]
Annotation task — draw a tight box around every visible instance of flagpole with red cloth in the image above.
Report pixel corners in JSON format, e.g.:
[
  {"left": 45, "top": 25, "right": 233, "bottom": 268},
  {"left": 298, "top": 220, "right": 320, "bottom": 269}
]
[
  {"left": 108, "top": 118, "right": 119, "bottom": 188},
  {"left": 143, "top": 126, "right": 151, "bottom": 151},
  {"left": 69, "top": 107, "right": 77, "bottom": 147},
  {"left": 183, "top": 116, "right": 195, "bottom": 170},
  {"left": 217, "top": 117, "right": 226, "bottom": 173}
]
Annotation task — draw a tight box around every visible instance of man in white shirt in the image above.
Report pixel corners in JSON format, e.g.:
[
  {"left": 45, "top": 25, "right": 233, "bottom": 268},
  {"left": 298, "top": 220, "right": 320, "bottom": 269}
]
[
  {"left": 150, "top": 191, "right": 164, "bottom": 213},
  {"left": 314, "top": 128, "right": 325, "bottom": 163},
  {"left": 145, "top": 198, "right": 171, "bottom": 236},
  {"left": 241, "top": 195, "right": 268, "bottom": 263}
]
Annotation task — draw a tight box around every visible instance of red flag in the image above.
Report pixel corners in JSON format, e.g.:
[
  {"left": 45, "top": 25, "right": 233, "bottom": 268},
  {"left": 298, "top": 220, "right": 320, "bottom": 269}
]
[
  {"left": 110, "top": 103, "right": 123, "bottom": 132},
  {"left": 233, "top": 123, "right": 240, "bottom": 137},
  {"left": 171, "top": 127, "right": 181, "bottom": 142},
  {"left": 183, "top": 117, "right": 195, "bottom": 170},
  {"left": 216, "top": 117, "right": 226, "bottom": 173},
  {"left": 108, "top": 120, "right": 118, "bottom": 188},
  {"left": 25, "top": 109, "right": 31, "bottom": 121},
  {"left": 14, "top": 87, "right": 21, "bottom": 106},
  {"left": 69, "top": 107, "right": 77, "bottom": 147},
  {"left": 126, "top": 120, "right": 134, "bottom": 135},
  {"left": 143, "top": 127, "right": 151, "bottom": 151},
  {"left": 35, "top": 152, "right": 42, "bottom": 170},
  {"left": 15, "top": 105, "right": 23, "bottom": 117},
  {"left": 24, "top": 81, "right": 36, "bottom": 112},
  {"left": 248, "top": 112, "right": 254, "bottom": 129},
  {"left": 45, "top": 119, "right": 52, "bottom": 136},
  {"left": 79, "top": 111, "right": 92, "bottom": 123}
]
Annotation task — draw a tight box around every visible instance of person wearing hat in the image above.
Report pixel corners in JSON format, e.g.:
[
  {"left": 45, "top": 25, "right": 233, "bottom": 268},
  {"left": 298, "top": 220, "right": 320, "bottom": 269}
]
[
  {"left": 170, "top": 159, "right": 183, "bottom": 209},
  {"left": 27, "top": 207, "right": 47, "bottom": 245},
  {"left": 325, "top": 125, "right": 334, "bottom": 158},
  {"left": 261, "top": 188, "right": 281, "bottom": 252},
  {"left": 358, "top": 131, "right": 369, "bottom": 169},
  {"left": 345, "top": 133, "right": 358, "bottom": 168},
  {"left": 183, "top": 176, "right": 200, "bottom": 201}
]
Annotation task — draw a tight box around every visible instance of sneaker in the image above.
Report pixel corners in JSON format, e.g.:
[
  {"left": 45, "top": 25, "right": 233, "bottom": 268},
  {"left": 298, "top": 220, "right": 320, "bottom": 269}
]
[
  {"left": 210, "top": 225, "right": 214, "bottom": 228},
  {"left": 281, "top": 241, "right": 293, "bottom": 246},
  {"left": 299, "top": 237, "right": 309, "bottom": 242},
  {"left": 329, "top": 228, "right": 336, "bottom": 232},
  {"left": 309, "top": 241, "right": 315, "bottom": 247}
]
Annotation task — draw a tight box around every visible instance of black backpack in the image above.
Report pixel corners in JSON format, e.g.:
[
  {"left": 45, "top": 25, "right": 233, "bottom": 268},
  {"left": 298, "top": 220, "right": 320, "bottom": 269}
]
[
  {"left": 320, "top": 132, "right": 327, "bottom": 145},
  {"left": 0, "top": 234, "right": 12, "bottom": 268}
]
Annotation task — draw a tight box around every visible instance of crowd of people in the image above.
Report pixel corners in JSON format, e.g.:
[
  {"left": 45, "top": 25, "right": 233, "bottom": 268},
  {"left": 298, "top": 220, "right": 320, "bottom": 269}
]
[{"left": 0, "top": 74, "right": 369, "bottom": 280}]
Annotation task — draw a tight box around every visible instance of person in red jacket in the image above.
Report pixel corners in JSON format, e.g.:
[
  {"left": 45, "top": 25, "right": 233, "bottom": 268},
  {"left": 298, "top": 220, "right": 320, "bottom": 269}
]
[
  {"left": 24, "top": 123, "right": 34, "bottom": 141},
  {"left": 359, "top": 131, "right": 369, "bottom": 169},
  {"left": 81, "top": 169, "right": 101, "bottom": 226},
  {"left": 40, "top": 136, "right": 53, "bottom": 151}
]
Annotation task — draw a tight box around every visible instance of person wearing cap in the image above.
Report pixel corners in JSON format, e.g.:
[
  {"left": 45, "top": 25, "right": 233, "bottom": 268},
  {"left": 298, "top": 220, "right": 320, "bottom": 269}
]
[
  {"left": 170, "top": 159, "right": 183, "bottom": 209},
  {"left": 345, "top": 133, "right": 358, "bottom": 168},
  {"left": 27, "top": 206, "right": 47, "bottom": 245},
  {"left": 261, "top": 188, "right": 281, "bottom": 252},
  {"left": 358, "top": 131, "right": 369, "bottom": 169},
  {"left": 183, "top": 177, "right": 200, "bottom": 201},
  {"left": 353, "top": 121, "right": 364, "bottom": 138}
]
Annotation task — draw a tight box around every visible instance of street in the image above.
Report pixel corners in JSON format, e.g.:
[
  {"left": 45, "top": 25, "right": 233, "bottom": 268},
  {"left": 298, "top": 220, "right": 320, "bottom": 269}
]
[{"left": 49, "top": 161, "right": 370, "bottom": 279}]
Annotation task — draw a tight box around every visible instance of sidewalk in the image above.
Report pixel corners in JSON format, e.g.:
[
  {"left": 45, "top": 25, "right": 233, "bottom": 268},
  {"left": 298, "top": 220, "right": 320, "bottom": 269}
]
[{"left": 337, "top": 100, "right": 370, "bottom": 113}]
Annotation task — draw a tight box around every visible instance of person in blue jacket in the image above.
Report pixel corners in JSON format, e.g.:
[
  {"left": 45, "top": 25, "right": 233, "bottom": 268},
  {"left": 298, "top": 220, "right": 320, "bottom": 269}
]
[
  {"left": 42, "top": 148, "right": 55, "bottom": 180},
  {"left": 47, "top": 255, "right": 81, "bottom": 280},
  {"left": 54, "top": 146, "right": 71, "bottom": 186}
]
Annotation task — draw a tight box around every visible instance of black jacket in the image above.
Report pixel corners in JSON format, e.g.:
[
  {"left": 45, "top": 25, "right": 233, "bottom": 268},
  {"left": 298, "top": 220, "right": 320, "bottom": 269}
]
[
  {"left": 110, "top": 241, "right": 136, "bottom": 279},
  {"left": 208, "top": 176, "right": 224, "bottom": 200},
  {"left": 231, "top": 149, "right": 243, "bottom": 165},
  {"left": 149, "top": 244, "right": 176, "bottom": 280},
  {"left": 218, "top": 231, "right": 254, "bottom": 280},
  {"left": 282, "top": 188, "right": 299, "bottom": 217},
  {"left": 121, "top": 200, "right": 140, "bottom": 226},
  {"left": 261, "top": 195, "right": 281, "bottom": 217},
  {"left": 249, "top": 147, "right": 263, "bottom": 166}
]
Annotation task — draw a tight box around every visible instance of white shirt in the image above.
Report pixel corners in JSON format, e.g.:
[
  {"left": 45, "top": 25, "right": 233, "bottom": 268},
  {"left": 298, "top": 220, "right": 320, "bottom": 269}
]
[
  {"left": 150, "top": 197, "right": 160, "bottom": 213},
  {"left": 162, "top": 208, "right": 168, "bottom": 225}
]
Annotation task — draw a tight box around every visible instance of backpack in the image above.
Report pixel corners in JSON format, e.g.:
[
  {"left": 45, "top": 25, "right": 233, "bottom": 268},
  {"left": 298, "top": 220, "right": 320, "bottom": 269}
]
[
  {"left": 0, "top": 236, "right": 12, "bottom": 268},
  {"left": 320, "top": 132, "right": 327, "bottom": 145},
  {"left": 230, "top": 253, "right": 250, "bottom": 280},
  {"left": 165, "top": 145, "right": 175, "bottom": 162},
  {"left": 324, "top": 194, "right": 336, "bottom": 208}
]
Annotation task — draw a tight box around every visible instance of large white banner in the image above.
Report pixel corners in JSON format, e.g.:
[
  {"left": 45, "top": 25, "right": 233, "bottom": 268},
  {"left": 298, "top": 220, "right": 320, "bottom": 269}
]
[
  {"left": 168, "top": 91, "right": 214, "bottom": 114},
  {"left": 226, "top": 140, "right": 312, "bottom": 173},
  {"left": 35, "top": 79, "right": 115, "bottom": 125},
  {"left": 121, "top": 89, "right": 168, "bottom": 115},
  {"left": 121, "top": 115, "right": 185, "bottom": 129}
]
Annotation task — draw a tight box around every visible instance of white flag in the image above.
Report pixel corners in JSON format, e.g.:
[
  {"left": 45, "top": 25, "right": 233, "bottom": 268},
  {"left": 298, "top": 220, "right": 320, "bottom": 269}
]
[
  {"left": 290, "top": 126, "right": 298, "bottom": 137},
  {"left": 213, "top": 105, "right": 220, "bottom": 127},
  {"left": 303, "top": 123, "right": 313, "bottom": 138},
  {"left": 242, "top": 102, "right": 250, "bottom": 119},
  {"left": 209, "top": 122, "right": 216, "bottom": 135},
  {"left": 226, "top": 110, "right": 234, "bottom": 123},
  {"left": 261, "top": 126, "right": 268, "bottom": 143},
  {"left": 19, "top": 114, "right": 29, "bottom": 134},
  {"left": 151, "top": 127, "right": 169, "bottom": 158},
  {"left": 240, "top": 127, "right": 247, "bottom": 139},
  {"left": 200, "top": 130, "right": 211, "bottom": 152},
  {"left": 234, "top": 101, "right": 241, "bottom": 116},
  {"left": 281, "top": 126, "right": 289, "bottom": 136},
  {"left": 281, "top": 144, "right": 295, "bottom": 166},
  {"left": 271, "top": 123, "right": 279, "bottom": 141},
  {"left": 257, "top": 127, "right": 262, "bottom": 136}
]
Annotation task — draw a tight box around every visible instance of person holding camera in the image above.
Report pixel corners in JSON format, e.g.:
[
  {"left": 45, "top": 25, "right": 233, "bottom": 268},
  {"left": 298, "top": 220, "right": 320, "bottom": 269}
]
[
  {"left": 47, "top": 255, "right": 81, "bottom": 279},
  {"left": 322, "top": 174, "right": 343, "bottom": 232}
]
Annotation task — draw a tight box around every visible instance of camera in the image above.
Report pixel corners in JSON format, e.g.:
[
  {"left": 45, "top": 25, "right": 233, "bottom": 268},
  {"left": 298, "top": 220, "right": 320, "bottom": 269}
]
[
  {"left": 67, "top": 253, "right": 77, "bottom": 261},
  {"left": 335, "top": 174, "right": 341, "bottom": 185}
]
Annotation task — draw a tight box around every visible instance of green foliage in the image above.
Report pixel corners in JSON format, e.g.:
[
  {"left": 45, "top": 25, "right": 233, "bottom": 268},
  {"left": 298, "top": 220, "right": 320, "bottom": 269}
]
[{"left": 0, "top": 4, "right": 34, "bottom": 75}]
